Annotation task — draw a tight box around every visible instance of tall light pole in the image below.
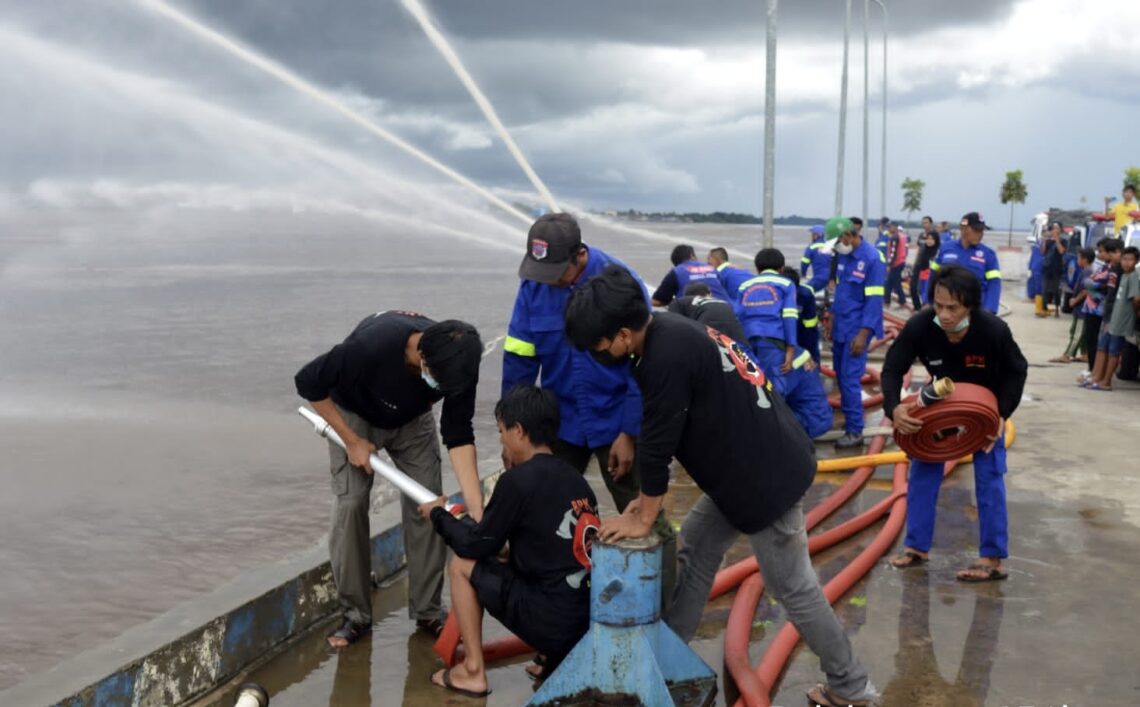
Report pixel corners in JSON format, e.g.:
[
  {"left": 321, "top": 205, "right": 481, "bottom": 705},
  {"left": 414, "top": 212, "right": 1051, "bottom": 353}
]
[
  {"left": 762, "top": 0, "right": 778, "bottom": 248},
  {"left": 871, "top": 0, "right": 887, "bottom": 220},
  {"left": 861, "top": 0, "right": 869, "bottom": 227},
  {"left": 834, "top": 0, "right": 851, "bottom": 216}
]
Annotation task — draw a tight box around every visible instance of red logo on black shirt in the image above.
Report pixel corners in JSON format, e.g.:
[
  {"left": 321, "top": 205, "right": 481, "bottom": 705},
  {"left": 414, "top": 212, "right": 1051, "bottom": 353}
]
[
  {"left": 965, "top": 355, "right": 986, "bottom": 368},
  {"left": 558, "top": 498, "right": 600, "bottom": 571}
]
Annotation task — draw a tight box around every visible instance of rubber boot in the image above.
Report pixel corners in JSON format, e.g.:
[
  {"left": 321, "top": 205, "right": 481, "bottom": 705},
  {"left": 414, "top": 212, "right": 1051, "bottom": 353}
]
[{"left": 1034, "top": 294, "right": 1047, "bottom": 317}]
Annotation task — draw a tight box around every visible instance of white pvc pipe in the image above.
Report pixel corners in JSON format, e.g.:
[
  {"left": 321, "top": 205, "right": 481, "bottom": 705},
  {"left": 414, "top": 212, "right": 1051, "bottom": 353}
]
[{"left": 297, "top": 407, "right": 439, "bottom": 506}]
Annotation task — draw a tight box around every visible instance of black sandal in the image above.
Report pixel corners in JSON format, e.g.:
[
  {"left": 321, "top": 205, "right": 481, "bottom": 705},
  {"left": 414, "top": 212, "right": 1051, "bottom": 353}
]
[
  {"left": 415, "top": 613, "right": 447, "bottom": 638},
  {"left": 326, "top": 619, "right": 370, "bottom": 647},
  {"left": 956, "top": 563, "right": 1008, "bottom": 583}
]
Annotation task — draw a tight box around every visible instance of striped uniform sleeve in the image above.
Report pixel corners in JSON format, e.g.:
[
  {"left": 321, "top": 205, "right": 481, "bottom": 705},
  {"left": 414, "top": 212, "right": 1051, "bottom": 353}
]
[
  {"left": 983, "top": 248, "right": 1003, "bottom": 314},
  {"left": 781, "top": 281, "right": 799, "bottom": 345},
  {"left": 501, "top": 283, "right": 540, "bottom": 395},
  {"left": 801, "top": 245, "right": 813, "bottom": 276}
]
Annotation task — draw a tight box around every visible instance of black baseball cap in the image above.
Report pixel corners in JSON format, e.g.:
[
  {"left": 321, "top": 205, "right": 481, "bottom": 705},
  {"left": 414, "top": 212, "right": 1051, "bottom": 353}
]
[
  {"left": 960, "top": 212, "right": 991, "bottom": 230},
  {"left": 518, "top": 213, "right": 583, "bottom": 283},
  {"left": 879, "top": 216, "right": 891, "bottom": 226}
]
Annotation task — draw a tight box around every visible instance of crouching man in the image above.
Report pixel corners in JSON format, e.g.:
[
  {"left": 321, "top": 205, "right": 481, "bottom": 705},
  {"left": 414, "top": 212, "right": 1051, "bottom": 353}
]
[{"left": 421, "top": 385, "right": 599, "bottom": 698}]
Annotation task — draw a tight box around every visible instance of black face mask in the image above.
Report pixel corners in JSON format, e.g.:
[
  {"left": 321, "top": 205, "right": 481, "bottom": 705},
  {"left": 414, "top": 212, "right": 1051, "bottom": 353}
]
[{"left": 590, "top": 346, "right": 626, "bottom": 367}]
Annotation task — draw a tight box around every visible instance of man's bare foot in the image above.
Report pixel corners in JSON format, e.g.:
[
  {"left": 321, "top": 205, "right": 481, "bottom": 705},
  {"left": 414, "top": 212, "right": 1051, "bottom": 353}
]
[
  {"left": 889, "top": 549, "right": 928, "bottom": 568},
  {"left": 956, "top": 557, "right": 1008, "bottom": 582},
  {"left": 1049, "top": 355, "right": 1072, "bottom": 363},
  {"left": 431, "top": 663, "right": 490, "bottom": 697}
]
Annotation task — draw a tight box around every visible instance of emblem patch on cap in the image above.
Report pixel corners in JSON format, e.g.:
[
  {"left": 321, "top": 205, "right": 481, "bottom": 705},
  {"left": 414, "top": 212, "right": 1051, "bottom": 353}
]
[{"left": 531, "top": 239, "right": 549, "bottom": 260}]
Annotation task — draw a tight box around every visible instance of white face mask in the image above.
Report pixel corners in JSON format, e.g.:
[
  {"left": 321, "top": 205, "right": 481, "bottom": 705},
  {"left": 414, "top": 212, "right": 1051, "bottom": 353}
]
[
  {"left": 421, "top": 367, "right": 440, "bottom": 390},
  {"left": 835, "top": 241, "right": 854, "bottom": 255},
  {"left": 932, "top": 310, "right": 969, "bottom": 333}
]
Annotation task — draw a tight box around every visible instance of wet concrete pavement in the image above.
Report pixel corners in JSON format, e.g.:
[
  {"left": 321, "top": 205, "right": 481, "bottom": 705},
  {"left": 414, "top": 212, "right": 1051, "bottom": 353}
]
[{"left": 194, "top": 300, "right": 1140, "bottom": 707}]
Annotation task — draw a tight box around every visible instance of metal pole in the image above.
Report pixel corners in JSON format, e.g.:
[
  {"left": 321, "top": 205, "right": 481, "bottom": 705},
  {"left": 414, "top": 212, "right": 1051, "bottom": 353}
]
[
  {"left": 762, "top": 0, "right": 778, "bottom": 248},
  {"left": 861, "top": 0, "right": 869, "bottom": 226},
  {"left": 834, "top": 0, "right": 851, "bottom": 216},
  {"left": 872, "top": 0, "right": 887, "bottom": 220}
]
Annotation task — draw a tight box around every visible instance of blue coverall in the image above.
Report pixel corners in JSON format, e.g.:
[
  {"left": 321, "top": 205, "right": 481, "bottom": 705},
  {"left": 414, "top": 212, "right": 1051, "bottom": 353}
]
[
  {"left": 734, "top": 270, "right": 832, "bottom": 438},
  {"left": 800, "top": 227, "right": 833, "bottom": 294},
  {"left": 831, "top": 240, "right": 885, "bottom": 436},
  {"left": 929, "top": 240, "right": 1003, "bottom": 314}
]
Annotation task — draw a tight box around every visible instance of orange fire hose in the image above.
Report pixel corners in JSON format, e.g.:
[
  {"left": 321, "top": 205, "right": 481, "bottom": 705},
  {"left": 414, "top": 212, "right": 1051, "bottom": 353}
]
[{"left": 894, "top": 382, "right": 1001, "bottom": 462}]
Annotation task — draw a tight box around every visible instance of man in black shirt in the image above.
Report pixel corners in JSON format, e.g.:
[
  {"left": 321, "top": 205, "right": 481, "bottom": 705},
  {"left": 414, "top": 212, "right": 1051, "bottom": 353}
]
[
  {"left": 1040, "top": 221, "right": 1065, "bottom": 317},
  {"left": 564, "top": 266, "right": 876, "bottom": 707},
  {"left": 295, "top": 311, "right": 484, "bottom": 646},
  {"left": 422, "top": 385, "right": 598, "bottom": 698},
  {"left": 882, "top": 266, "right": 1028, "bottom": 581},
  {"left": 667, "top": 282, "right": 748, "bottom": 344}
]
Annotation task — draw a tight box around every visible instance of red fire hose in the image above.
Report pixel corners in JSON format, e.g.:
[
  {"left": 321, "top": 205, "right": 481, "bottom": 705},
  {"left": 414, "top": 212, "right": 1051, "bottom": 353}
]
[
  {"left": 708, "top": 435, "right": 886, "bottom": 599},
  {"left": 893, "top": 383, "right": 1001, "bottom": 462}
]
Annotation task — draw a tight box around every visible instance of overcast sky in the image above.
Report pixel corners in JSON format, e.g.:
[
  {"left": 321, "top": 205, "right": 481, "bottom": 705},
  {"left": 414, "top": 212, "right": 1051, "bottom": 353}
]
[{"left": 3, "top": 0, "right": 1139, "bottom": 226}]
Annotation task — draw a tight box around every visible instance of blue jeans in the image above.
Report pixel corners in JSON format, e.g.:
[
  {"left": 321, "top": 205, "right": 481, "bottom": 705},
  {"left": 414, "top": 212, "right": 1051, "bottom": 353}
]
[{"left": 904, "top": 435, "right": 1008, "bottom": 558}]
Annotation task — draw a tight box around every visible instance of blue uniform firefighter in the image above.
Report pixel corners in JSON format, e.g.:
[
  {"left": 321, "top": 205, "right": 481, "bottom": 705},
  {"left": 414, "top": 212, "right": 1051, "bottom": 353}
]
[
  {"left": 651, "top": 244, "right": 730, "bottom": 305},
  {"left": 707, "top": 246, "right": 755, "bottom": 299},
  {"left": 503, "top": 213, "right": 677, "bottom": 599},
  {"left": 734, "top": 249, "right": 832, "bottom": 438},
  {"left": 928, "top": 212, "right": 1002, "bottom": 314},
  {"left": 800, "top": 224, "right": 833, "bottom": 295},
  {"left": 829, "top": 216, "right": 886, "bottom": 449},
  {"left": 782, "top": 266, "right": 822, "bottom": 363}
]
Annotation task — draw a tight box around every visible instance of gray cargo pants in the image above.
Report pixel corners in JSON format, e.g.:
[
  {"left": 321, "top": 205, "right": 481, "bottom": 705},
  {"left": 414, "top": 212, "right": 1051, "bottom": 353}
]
[
  {"left": 328, "top": 407, "right": 445, "bottom": 626},
  {"left": 666, "top": 496, "right": 872, "bottom": 701}
]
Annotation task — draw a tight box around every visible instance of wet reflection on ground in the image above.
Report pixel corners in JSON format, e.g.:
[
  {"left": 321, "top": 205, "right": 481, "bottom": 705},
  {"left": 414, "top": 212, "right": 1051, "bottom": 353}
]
[{"left": 196, "top": 452, "right": 1140, "bottom": 707}]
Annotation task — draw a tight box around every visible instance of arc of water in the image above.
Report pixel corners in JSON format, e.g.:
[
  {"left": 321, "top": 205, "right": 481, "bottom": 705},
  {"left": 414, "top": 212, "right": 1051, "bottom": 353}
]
[
  {"left": 400, "top": 0, "right": 559, "bottom": 214},
  {"left": 137, "top": 0, "right": 530, "bottom": 225}
]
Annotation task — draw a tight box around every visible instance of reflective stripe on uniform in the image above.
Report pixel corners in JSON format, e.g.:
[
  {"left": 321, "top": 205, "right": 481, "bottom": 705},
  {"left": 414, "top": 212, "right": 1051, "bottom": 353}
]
[
  {"left": 801, "top": 256, "right": 812, "bottom": 264},
  {"left": 782, "top": 308, "right": 800, "bottom": 318},
  {"left": 864, "top": 286, "right": 885, "bottom": 296},
  {"left": 985, "top": 269, "right": 1002, "bottom": 280},
  {"left": 791, "top": 349, "right": 812, "bottom": 370},
  {"left": 929, "top": 260, "right": 941, "bottom": 271},
  {"left": 503, "top": 335, "right": 536, "bottom": 357},
  {"left": 802, "top": 316, "right": 819, "bottom": 328}
]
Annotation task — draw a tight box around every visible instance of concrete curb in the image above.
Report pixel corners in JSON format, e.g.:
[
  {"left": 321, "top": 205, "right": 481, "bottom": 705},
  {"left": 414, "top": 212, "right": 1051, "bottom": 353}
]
[{"left": 1, "top": 474, "right": 499, "bottom": 707}]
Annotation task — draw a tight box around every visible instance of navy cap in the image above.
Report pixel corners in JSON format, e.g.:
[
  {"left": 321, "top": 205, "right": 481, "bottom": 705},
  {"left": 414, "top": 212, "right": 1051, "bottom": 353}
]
[
  {"left": 518, "top": 213, "right": 582, "bottom": 283},
  {"left": 960, "top": 212, "right": 991, "bottom": 231}
]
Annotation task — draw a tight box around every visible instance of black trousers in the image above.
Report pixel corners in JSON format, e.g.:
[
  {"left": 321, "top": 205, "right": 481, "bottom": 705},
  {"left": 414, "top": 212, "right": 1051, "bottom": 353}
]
[{"left": 1084, "top": 314, "right": 1103, "bottom": 372}]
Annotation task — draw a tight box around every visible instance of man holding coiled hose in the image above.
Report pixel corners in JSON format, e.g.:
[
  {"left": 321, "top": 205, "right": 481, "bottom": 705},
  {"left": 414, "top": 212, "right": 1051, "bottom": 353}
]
[{"left": 881, "top": 265, "right": 1028, "bottom": 582}]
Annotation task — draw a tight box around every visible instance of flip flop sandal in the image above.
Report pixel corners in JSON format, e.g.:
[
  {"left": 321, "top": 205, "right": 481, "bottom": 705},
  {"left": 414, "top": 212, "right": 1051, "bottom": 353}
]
[
  {"left": 889, "top": 550, "right": 928, "bottom": 569},
  {"left": 326, "top": 619, "right": 370, "bottom": 647},
  {"left": 806, "top": 683, "right": 871, "bottom": 707},
  {"left": 415, "top": 613, "right": 448, "bottom": 638},
  {"left": 431, "top": 668, "right": 491, "bottom": 698},
  {"left": 956, "top": 564, "right": 1009, "bottom": 583}
]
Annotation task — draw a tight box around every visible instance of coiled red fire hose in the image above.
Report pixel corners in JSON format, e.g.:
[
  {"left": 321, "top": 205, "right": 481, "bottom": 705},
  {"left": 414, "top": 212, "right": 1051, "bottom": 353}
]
[{"left": 893, "top": 382, "right": 1000, "bottom": 462}]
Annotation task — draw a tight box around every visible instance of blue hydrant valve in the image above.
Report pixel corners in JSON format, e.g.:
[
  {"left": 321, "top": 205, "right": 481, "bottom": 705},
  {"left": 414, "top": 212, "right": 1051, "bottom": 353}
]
[{"left": 526, "top": 537, "right": 717, "bottom": 707}]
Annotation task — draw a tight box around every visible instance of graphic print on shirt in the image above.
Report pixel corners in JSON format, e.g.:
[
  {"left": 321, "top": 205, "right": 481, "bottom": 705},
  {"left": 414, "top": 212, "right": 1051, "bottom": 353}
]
[
  {"left": 705, "top": 327, "right": 773, "bottom": 408},
  {"left": 555, "top": 496, "right": 600, "bottom": 588},
  {"left": 740, "top": 280, "right": 780, "bottom": 308}
]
